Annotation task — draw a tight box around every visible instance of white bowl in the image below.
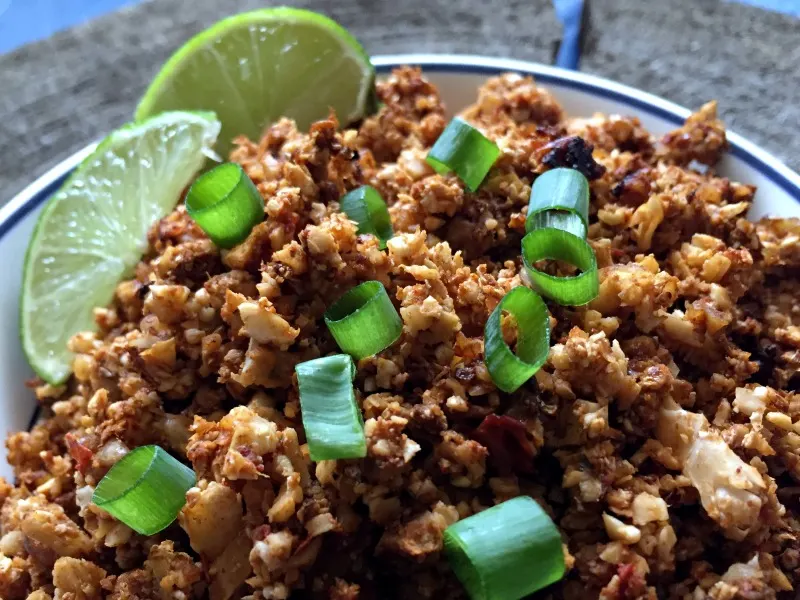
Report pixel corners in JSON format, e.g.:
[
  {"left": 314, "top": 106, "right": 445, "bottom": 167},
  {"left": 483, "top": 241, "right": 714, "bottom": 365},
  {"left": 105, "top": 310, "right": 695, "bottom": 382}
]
[{"left": 1, "top": 54, "right": 798, "bottom": 479}]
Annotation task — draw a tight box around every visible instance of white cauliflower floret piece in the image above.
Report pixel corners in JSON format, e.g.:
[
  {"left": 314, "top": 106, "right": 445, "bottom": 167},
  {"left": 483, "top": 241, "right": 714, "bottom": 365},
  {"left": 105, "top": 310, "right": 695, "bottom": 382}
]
[
  {"left": 721, "top": 555, "right": 761, "bottom": 583},
  {"left": 222, "top": 406, "right": 280, "bottom": 480},
  {"left": 602, "top": 513, "right": 642, "bottom": 544},
  {"left": 238, "top": 299, "right": 299, "bottom": 348},
  {"left": 179, "top": 482, "right": 243, "bottom": 559},
  {"left": 52, "top": 557, "right": 107, "bottom": 600},
  {"left": 732, "top": 386, "right": 769, "bottom": 417},
  {"left": 657, "top": 400, "right": 765, "bottom": 537},
  {"left": 631, "top": 492, "right": 669, "bottom": 525}
]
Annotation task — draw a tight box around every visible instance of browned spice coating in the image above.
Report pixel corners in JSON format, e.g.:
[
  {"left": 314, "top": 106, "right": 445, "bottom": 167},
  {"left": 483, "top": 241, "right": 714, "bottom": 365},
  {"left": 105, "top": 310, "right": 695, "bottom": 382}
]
[{"left": 1, "top": 68, "right": 799, "bottom": 600}]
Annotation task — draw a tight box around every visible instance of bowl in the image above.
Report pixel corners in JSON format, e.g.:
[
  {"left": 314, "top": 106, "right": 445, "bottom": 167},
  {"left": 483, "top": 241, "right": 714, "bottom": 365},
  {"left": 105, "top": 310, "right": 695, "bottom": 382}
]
[{"left": 1, "top": 54, "right": 798, "bottom": 479}]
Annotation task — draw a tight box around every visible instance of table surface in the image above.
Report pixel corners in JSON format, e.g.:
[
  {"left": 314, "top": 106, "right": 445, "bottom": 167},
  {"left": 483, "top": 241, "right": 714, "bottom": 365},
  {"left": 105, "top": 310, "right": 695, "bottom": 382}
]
[
  {"left": 1, "top": 0, "right": 798, "bottom": 54},
  {"left": 1, "top": 0, "right": 798, "bottom": 203}
]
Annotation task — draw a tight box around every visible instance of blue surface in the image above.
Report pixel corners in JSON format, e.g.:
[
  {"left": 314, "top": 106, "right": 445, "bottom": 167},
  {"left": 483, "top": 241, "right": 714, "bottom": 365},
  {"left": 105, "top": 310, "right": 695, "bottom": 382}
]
[
  {"left": 728, "top": 0, "right": 800, "bottom": 15},
  {"left": 550, "top": 0, "right": 799, "bottom": 70},
  {"left": 554, "top": 0, "right": 584, "bottom": 70},
  {"left": 0, "top": 0, "right": 797, "bottom": 55},
  {"left": 0, "top": 0, "right": 138, "bottom": 53}
]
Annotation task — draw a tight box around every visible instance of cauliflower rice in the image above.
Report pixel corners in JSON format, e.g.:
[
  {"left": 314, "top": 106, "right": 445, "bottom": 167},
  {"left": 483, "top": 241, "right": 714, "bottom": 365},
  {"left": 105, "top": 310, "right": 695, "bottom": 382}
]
[{"left": 1, "top": 67, "right": 798, "bottom": 600}]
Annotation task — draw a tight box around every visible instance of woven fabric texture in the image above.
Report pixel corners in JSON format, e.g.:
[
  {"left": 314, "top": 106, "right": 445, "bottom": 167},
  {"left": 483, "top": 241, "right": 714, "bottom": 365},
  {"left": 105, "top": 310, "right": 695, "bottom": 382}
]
[{"left": 1, "top": 0, "right": 798, "bottom": 201}]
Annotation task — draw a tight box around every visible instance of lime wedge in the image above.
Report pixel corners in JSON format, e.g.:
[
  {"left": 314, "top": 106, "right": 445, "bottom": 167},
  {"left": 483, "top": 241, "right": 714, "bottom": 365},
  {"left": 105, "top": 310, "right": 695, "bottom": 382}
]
[
  {"left": 21, "top": 111, "right": 221, "bottom": 384},
  {"left": 135, "top": 8, "right": 374, "bottom": 157}
]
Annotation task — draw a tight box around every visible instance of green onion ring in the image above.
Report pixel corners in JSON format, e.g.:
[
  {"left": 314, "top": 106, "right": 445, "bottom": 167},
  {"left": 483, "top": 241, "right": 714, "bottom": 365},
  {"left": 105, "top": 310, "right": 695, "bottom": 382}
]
[
  {"left": 484, "top": 286, "right": 550, "bottom": 394},
  {"left": 426, "top": 117, "right": 501, "bottom": 192},
  {"left": 525, "top": 210, "right": 586, "bottom": 238},
  {"left": 525, "top": 168, "right": 590, "bottom": 236},
  {"left": 185, "top": 162, "right": 264, "bottom": 249},
  {"left": 92, "top": 445, "right": 196, "bottom": 536},
  {"left": 296, "top": 354, "right": 366, "bottom": 461},
  {"left": 339, "top": 185, "right": 393, "bottom": 249},
  {"left": 521, "top": 228, "right": 599, "bottom": 306},
  {"left": 444, "top": 496, "right": 565, "bottom": 600},
  {"left": 324, "top": 281, "right": 402, "bottom": 359}
]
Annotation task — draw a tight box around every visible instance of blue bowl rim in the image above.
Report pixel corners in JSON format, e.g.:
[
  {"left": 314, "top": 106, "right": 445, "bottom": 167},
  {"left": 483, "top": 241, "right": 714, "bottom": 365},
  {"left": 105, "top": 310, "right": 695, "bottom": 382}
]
[{"left": 1, "top": 53, "right": 798, "bottom": 242}]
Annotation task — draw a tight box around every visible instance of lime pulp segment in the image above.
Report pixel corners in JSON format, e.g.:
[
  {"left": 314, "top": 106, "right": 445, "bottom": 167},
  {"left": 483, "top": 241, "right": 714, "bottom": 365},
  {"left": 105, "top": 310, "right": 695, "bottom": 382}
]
[
  {"left": 135, "top": 8, "right": 374, "bottom": 158},
  {"left": 21, "top": 111, "right": 220, "bottom": 384}
]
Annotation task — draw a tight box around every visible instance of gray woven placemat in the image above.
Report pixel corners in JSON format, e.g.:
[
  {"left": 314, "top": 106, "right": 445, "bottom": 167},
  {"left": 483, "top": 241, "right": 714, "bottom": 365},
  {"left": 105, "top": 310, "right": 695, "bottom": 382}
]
[{"left": 1, "top": 0, "right": 798, "bottom": 203}]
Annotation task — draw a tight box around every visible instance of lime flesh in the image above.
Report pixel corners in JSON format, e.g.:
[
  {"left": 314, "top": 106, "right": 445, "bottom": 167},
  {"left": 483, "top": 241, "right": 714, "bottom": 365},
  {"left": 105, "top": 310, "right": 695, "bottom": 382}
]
[
  {"left": 21, "top": 112, "right": 220, "bottom": 384},
  {"left": 135, "top": 8, "right": 374, "bottom": 158}
]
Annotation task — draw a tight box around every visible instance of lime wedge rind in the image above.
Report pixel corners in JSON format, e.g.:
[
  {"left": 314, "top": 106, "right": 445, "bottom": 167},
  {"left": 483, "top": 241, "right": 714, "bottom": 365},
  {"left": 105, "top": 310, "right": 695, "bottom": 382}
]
[{"left": 21, "top": 111, "right": 220, "bottom": 384}]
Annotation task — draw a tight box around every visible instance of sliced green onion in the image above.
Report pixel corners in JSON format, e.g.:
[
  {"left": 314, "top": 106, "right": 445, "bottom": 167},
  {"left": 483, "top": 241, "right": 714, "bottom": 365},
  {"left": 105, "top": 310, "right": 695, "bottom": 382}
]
[
  {"left": 484, "top": 286, "right": 550, "bottom": 394},
  {"left": 92, "top": 445, "right": 196, "bottom": 536},
  {"left": 185, "top": 162, "right": 264, "bottom": 249},
  {"left": 525, "top": 168, "right": 590, "bottom": 236},
  {"left": 296, "top": 354, "right": 366, "bottom": 461},
  {"left": 325, "top": 281, "right": 402, "bottom": 359},
  {"left": 521, "top": 228, "right": 599, "bottom": 306},
  {"left": 426, "top": 117, "right": 501, "bottom": 192},
  {"left": 525, "top": 210, "right": 586, "bottom": 238},
  {"left": 340, "top": 185, "right": 394, "bottom": 249},
  {"left": 444, "top": 496, "right": 565, "bottom": 600}
]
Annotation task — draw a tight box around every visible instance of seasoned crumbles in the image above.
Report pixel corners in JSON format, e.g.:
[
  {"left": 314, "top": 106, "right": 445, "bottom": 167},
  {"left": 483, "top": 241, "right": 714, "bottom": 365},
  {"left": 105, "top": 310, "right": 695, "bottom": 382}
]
[{"left": 2, "top": 67, "right": 799, "bottom": 600}]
